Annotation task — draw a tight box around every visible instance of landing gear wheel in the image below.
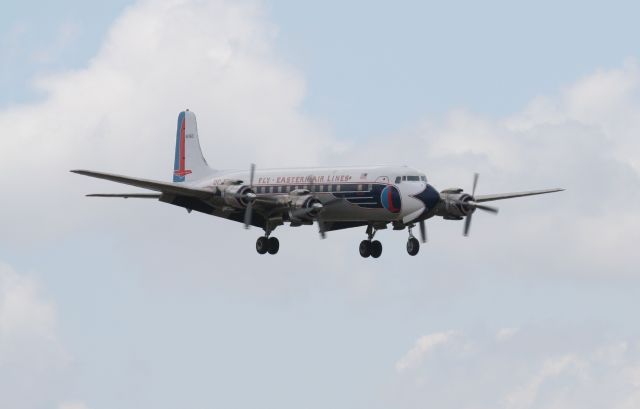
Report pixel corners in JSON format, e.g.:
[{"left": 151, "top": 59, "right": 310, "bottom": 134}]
[
  {"left": 267, "top": 237, "right": 280, "bottom": 255},
  {"left": 256, "top": 236, "right": 269, "bottom": 254},
  {"left": 406, "top": 237, "right": 420, "bottom": 256},
  {"left": 359, "top": 240, "right": 371, "bottom": 258},
  {"left": 370, "top": 240, "right": 382, "bottom": 258}
]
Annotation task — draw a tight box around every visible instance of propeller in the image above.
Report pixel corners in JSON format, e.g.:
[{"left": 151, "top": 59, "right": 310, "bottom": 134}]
[
  {"left": 419, "top": 219, "right": 427, "bottom": 243},
  {"left": 243, "top": 163, "right": 256, "bottom": 229},
  {"left": 461, "top": 173, "right": 498, "bottom": 237},
  {"left": 317, "top": 216, "right": 327, "bottom": 239}
]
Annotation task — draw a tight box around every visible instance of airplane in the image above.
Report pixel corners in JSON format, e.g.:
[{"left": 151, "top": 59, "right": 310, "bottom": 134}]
[{"left": 72, "top": 110, "right": 564, "bottom": 257}]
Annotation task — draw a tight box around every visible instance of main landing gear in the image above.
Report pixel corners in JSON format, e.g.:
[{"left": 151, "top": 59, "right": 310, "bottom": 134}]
[
  {"left": 256, "top": 236, "right": 279, "bottom": 255},
  {"left": 359, "top": 226, "right": 383, "bottom": 258},
  {"left": 358, "top": 225, "right": 423, "bottom": 257},
  {"left": 256, "top": 225, "right": 279, "bottom": 255}
]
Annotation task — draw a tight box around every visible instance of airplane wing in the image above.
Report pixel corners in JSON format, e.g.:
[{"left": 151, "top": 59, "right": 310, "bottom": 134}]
[
  {"left": 71, "top": 170, "right": 213, "bottom": 199},
  {"left": 86, "top": 193, "right": 162, "bottom": 198},
  {"left": 72, "top": 169, "right": 286, "bottom": 229},
  {"left": 474, "top": 188, "right": 564, "bottom": 203}
]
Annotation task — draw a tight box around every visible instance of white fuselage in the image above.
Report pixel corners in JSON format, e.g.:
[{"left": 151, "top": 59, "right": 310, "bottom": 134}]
[{"left": 192, "top": 165, "right": 434, "bottom": 223}]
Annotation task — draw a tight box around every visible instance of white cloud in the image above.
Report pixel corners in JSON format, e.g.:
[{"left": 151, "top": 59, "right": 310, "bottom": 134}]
[
  {"left": 496, "top": 327, "right": 519, "bottom": 342},
  {"left": 31, "top": 21, "right": 81, "bottom": 64},
  {"left": 385, "top": 328, "right": 640, "bottom": 409},
  {"left": 0, "top": 263, "right": 68, "bottom": 409},
  {"left": 0, "top": 0, "right": 638, "bottom": 289},
  {"left": 58, "top": 401, "right": 89, "bottom": 409},
  {"left": 0, "top": 0, "right": 341, "bottom": 246},
  {"left": 342, "top": 63, "right": 640, "bottom": 278},
  {"left": 0, "top": 263, "right": 56, "bottom": 342},
  {"left": 395, "top": 331, "right": 456, "bottom": 372},
  {"left": 502, "top": 354, "right": 585, "bottom": 409}
]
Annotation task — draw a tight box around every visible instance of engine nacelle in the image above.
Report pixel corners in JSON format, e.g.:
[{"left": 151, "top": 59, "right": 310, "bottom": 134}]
[
  {"left": 219, "top": 184, "right": 255, "bottom": 208},
  {"left": 289, "top": 194, "right": 323, "bottom": 222},
  {"left": 435, "top": 191, "right": 474, "bottom": 219}
]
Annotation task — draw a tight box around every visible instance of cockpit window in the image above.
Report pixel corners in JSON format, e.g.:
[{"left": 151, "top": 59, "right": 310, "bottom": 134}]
[
  {"left": 402, "top": 176, "right": 406, "bottom": 181},
  {"left": 395, "top": 176, "right": 401, "bottom": 184},
  {"left": 406, "top": 176, "right": 420, "bottom": 181}
]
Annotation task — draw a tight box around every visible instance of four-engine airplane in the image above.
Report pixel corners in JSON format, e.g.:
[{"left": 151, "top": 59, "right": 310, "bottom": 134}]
[{"left": 72, "top": 110, "right": 564, "bottom": 257}]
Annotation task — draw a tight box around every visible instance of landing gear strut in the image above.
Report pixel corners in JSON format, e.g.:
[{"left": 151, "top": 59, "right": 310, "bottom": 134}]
[
  {"left": 406, "top": 225, "right": 420, "bottom": 256},
  {"left": 256, "top": 225, "right": 279, "bottom": 255},
  {"left": 359, "top": 225, "right": 382, "bottom": 258}
]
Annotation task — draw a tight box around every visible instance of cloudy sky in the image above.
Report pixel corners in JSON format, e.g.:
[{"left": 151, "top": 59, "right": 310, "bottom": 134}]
[{"left": 1, "top": 0, "right": 640, "bottom": 408}]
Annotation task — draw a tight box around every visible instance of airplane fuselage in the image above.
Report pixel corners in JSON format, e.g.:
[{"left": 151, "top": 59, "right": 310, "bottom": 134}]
[{"left": 195, "top": 165, "right": 441, "bottom": 224}]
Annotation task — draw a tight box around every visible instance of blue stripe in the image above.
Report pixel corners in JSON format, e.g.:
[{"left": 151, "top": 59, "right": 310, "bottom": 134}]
[{"left": 173, "top": 111, "right": 186, "bottom": 182}]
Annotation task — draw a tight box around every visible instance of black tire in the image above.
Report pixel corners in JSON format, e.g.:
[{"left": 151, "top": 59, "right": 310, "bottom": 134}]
[
  {"left": 370, "top": 240, "right": 383, "bottom": 258},
  {"left": 359, "top": 240, "right": 371, "bottom": 258},
  {"left": 406, "top": 237, "right": 420, "bottom": 256},
  {"left": 256, "top": 236, "right": 268, "bottom": 254},
  {"left": 267, "top": 237, "right": 280, "bottom": 254}
]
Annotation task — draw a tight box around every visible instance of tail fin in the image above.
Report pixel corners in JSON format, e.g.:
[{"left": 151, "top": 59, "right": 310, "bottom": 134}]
[{"left": 173, "top": 110, "right": 212, "bottom": 182}]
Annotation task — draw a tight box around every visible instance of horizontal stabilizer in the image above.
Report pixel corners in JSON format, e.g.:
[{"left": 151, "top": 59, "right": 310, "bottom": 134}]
[
  {"left": 71, "top": 170, "right": 213, "bottom": 199},
  {"left": 86, "top": 193, "right": 162, "bottom": 199},
  {"left": 475, "top": 188, "right": 564, "bottom": 203}
]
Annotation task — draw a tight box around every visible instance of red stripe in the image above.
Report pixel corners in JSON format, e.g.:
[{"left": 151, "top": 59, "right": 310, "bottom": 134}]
[
  {"left": 387, "top": 188, "right": 399, "bottom": 213},
  {"left": 179, "top": 119, "right": 186, "bottom": 173}
]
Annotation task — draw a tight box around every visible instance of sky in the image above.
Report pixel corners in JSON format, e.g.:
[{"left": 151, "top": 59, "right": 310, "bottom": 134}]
[{"left": 1, "top": 1, "right": 640, "bottom": 408}]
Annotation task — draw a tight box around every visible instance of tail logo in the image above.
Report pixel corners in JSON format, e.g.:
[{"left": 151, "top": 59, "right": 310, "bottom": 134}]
[{"left": 173, "top": 112, "right": 192, "bottom": 182}]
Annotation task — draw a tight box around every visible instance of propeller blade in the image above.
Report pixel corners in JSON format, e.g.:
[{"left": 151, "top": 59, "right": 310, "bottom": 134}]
[
  {"left": 463, "top": 213, "right": 473, "bottom": 236},
  {"left": 249, "top": 163, "right": 256, "bottom": 187},
  {"left": 419, "top": 219, "right": 427, "bottom": 243},
  {"left": 243, "top": 163, "right": 256, "bottom": 230},
  {"left": 471, "top": 172, "right": 479, "bottom": 196},
  {"left": 243, "top": 201, "right": 253, "bottom": 229},
  {"left": 317, "top": 217, "right": 327, "bottom": 239},
  {"left": 468, "top": 201, "right": 499, "bottom": 214}
]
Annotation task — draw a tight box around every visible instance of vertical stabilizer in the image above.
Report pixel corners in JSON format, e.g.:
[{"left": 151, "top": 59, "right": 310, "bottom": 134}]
[{"left": 173, "top": 110, "right": 212, "bottom": 182}]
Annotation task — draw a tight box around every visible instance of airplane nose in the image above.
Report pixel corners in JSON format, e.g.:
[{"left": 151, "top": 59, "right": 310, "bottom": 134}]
[{"left": 415, "top": 184, "right": 440, "bottom": 211}]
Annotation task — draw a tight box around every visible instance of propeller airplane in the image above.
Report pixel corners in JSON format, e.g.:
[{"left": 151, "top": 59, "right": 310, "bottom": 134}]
[{"left": 72, "top": 110, "right": 564, "bottom": 257}]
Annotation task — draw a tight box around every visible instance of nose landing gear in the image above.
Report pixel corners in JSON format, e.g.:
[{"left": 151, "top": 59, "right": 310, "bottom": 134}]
[
  {"left": 406, "top": 237, "right": 420, "bottom": 256},
  {"left": 406, "top": 225, "right": 420, "bottom": 256}
]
